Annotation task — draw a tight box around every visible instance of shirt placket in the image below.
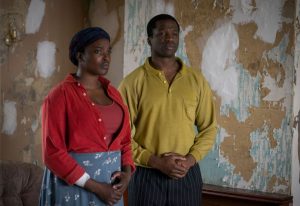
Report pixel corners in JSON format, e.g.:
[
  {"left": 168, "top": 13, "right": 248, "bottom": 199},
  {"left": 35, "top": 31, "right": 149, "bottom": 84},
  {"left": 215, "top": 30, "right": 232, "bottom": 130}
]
[
  {"left": 76, "top": 82, "right": 108, "bottom": 149},
  {"left": 157, "top": 72, "right": 172, "bottom": 94},
  {"left": 157, "top": 72, "right": 182, "bottom": 95}
]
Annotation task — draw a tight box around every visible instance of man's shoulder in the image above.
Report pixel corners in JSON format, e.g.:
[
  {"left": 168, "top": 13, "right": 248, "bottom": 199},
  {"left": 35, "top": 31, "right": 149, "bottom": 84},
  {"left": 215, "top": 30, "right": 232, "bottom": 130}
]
[
  {"left": 178, "top": 59, "right": 202, "bottom": 76},
  {"left": 184, "top": 65, "right": 206, "bottom": 80},
  {"left": 122, "top": 66, "right": 146, "bottom": 84}
]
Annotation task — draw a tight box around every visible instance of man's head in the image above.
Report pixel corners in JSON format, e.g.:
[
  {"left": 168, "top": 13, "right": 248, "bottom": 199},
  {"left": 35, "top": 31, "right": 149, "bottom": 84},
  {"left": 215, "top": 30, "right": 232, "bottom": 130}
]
[
  {"left": 147, "top": 14, "right": 180, "bottom": 58},
  {"left": 147, "top": 14, "right": 180, "bottom": 38}
]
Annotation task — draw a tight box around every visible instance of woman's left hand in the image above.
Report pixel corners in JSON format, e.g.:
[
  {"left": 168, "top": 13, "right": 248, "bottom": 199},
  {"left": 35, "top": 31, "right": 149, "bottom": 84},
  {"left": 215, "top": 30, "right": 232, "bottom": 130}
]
[{"left": 111, "top": 165, "right": 131, "bottom": 194}]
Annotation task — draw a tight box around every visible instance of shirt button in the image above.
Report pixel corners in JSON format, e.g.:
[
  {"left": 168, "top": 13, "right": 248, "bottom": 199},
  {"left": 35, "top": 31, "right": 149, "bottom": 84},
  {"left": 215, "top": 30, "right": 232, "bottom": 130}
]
[
  {"left": 92, "top": 102, "right": 95, "bottom": 106},
  {"left": 104, "top": 136, "right": 107, "bottom": 140},
  {"left": 98, "top": 118, "right": 102, "bottom": 122},
  {"left": 169, "top": 89, "right": 172, "bottom": 93},
  {"left": 83, "top": 92, "right": 87, "bottom": 96},
  {"left": 163, "top": 80, "right": 167, "bottom": 84},
  {"left": 77, "top": 83, "right": 80, "bottom": 86}
]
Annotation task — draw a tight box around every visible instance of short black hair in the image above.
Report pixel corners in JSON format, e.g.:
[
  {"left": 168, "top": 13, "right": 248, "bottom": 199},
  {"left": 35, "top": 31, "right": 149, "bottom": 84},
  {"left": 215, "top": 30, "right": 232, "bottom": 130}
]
[{"left": 147, "top": 14, "right": 180, "bottom": 37}]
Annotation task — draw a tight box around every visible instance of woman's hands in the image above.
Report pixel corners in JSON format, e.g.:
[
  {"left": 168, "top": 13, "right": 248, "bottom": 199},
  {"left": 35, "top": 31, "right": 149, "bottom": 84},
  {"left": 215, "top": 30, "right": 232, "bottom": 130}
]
[
  {"left": 111, "top": 165, "right": 131, "bottom": 194},
  {"left": 84, "top": 165, "right": 131, "bottom": 206},
  {"left": 84, "top": 179, "right": 121, "bottom": 206}
]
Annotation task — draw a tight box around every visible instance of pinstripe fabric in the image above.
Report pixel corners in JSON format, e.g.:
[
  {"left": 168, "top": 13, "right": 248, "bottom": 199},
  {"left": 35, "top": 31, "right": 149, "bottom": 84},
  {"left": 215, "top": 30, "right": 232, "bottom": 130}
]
[{"left": 128, "top": 165, "right": 203, "bottom": 206}]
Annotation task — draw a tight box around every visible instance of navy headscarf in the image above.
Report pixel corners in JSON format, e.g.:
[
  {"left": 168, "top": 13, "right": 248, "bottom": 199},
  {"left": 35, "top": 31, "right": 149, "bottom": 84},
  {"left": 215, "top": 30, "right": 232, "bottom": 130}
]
[{"left": 69, "top": 27, "right": 110, "bottom": 66}]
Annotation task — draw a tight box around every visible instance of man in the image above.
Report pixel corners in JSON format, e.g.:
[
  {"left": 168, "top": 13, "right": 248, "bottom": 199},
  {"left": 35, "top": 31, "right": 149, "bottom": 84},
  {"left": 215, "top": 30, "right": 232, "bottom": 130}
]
[{"left": 119, "top": 14, "right": 217, "bottom": 206}]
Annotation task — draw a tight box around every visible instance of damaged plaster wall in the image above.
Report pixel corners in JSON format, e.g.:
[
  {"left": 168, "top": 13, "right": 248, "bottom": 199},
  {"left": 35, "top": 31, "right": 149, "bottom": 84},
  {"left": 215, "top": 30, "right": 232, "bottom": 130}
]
[
  {"left": 124, "top": 0, "right": 295, "bottom": 195},
  {"left": 0, "top": 0, "right": 86, "bottom": 165},
  {"left": 0, "top": 0, "right": 298, "bottom": 202},
  {"left": 292, "top": 0, "right": 300, "bottom": 204},
  {"left": 88, "top": 0, "right": 125, "bottom": 87}
]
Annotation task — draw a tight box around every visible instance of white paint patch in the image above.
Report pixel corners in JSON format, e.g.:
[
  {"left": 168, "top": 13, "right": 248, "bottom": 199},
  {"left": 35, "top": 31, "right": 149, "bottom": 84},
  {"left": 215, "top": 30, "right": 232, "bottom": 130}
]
[
  {"left": 230, "top": 0, "right": 284, "bottom": 44},
  {"left": 36, "top": 41, "right": 56, "bottom": 78},
  {"left": 155, "top": 1, "right": 174, "bottom": 15},
  {"left": 236, "top": 178, "right": 249, "bottom": 188},
  {"left": 262, "top": 73, "right": 285, "bottom": 102},
  {"left": 262, "top": 34, "right": 294, "bottom": 111},
  {"left": 31, "top": 119, "right": 38, "bottom": 132},
  {"left": 176, "top": 25, "right": 193, "bottom": 66},
  {"left": 219, "top": 127, "right": 230, "bottom": 143},
  {"left": 201, "top": 23, "right": 239, "bottom": 106},
  {"left": 1, "top": 100, "right": 17, "bottom": 135},
  {"left": 21, "top": 116, "right": 27, "bottom": 125},
  {"left": 273, "top": 184, "right": 289, "bottom": 193},
  {"left": 25, "top": 0, "right": 46, "bottom": 34},
  {"left": 25, "top": 77, "right": 34, "bottom": 86}
]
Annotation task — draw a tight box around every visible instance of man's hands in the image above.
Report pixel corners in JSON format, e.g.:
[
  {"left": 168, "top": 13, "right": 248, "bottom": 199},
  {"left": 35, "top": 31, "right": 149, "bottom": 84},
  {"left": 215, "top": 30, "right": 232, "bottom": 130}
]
[
  {"left": 148, "top": 153, "right": 196, "bottom": 179},
  {"left": 84, "top": 166, "right": 131, "bottom": 206}
]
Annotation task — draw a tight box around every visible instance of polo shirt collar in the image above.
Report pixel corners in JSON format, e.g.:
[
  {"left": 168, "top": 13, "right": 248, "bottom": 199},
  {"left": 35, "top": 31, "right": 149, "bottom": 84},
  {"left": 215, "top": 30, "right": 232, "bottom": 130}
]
[{"left": 144, "top": 57, "right": 188, "bottom": 76}]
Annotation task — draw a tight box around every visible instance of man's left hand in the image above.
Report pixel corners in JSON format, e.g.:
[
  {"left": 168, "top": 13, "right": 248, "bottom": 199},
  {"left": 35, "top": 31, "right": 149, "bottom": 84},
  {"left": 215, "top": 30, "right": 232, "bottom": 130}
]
[
  {"left": 177, "top": 154, "right": 196, "bottom": 170},
  {"left": 164, "top": 153, "right": 196, "bottom": 178}
]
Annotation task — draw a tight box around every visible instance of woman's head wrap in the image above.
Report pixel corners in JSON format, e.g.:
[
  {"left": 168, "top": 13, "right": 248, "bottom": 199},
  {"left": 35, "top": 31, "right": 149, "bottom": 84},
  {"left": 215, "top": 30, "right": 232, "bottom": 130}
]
[{"left": 69, "top": 27, "right": 110, "bottom": 66}]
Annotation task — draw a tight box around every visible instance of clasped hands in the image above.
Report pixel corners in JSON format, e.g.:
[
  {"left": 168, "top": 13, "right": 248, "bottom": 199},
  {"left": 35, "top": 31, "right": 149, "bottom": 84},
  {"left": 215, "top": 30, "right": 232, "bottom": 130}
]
[
  {"left": 84, "top": 167, "right": 131, "bottom": 206},
  {"left": 150, "top": 152, "right": 196, "bottom": 180}
]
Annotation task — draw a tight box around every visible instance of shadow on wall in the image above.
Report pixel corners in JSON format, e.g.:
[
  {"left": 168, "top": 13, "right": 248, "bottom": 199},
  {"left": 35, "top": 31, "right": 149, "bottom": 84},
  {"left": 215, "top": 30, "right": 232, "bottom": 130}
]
[{"left": 297, "top": 110, "right": 300, "bottom": 183}]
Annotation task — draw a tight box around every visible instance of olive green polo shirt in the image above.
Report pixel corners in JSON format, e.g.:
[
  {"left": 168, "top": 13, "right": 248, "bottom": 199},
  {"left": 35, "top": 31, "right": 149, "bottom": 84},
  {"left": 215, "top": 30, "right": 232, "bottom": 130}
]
[{"left": 119, "top": 57, "right": 217, "bottom": 167}]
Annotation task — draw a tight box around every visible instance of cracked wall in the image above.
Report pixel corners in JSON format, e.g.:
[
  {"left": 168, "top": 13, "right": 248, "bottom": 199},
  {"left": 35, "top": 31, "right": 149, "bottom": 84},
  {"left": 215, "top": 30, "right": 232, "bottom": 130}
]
[
  {"left": 0, "top": 0, "right": 85, "bottom": 165},
  {"left": 124, "top": 0, "right": 295, "bottom": 195}
]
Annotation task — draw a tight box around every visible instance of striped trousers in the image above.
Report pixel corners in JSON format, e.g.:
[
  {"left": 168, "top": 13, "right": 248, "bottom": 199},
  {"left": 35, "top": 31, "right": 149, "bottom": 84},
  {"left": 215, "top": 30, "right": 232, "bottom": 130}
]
[{"left": 128, "top": 165, "right": 203, "bottom": 206}]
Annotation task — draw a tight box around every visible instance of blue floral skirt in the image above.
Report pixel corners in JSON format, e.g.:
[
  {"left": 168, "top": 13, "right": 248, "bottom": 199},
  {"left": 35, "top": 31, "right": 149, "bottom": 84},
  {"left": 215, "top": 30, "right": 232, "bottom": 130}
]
[{"left": 39, "top": 151, "right": 124, "bottom": 206}]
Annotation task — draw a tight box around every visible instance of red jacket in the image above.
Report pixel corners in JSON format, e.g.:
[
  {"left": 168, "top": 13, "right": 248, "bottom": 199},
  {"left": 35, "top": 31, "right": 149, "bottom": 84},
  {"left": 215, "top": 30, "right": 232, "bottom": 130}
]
[{"left": 42, "top": 74, "right": 135, "bottom": 184}]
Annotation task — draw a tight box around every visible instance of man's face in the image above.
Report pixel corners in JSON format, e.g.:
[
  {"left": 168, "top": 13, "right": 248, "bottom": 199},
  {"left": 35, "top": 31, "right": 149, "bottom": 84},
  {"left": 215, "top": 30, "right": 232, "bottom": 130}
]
[
  {"left": 148, "top": 19, "right": 179, "bottom": 58},
  {"left": 78, "top": 39, "right": 112, "bottom": 76}
]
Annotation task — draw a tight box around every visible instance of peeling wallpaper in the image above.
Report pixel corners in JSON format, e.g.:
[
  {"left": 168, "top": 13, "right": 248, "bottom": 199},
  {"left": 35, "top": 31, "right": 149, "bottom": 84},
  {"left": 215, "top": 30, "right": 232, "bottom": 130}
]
[
  {"left": 0, "top": 0, "right": 298, "bottom": 201},
  {"left": 124, "top": 0, "right": 295, "bottom": 194},
  {"left": 230, "top": 0, "right": 286, "bottom": 44},
  {"left": 292, "top": 0, "right": 300, "bottom": 204},
  {"left": 88, "top": 0, "right": 125, "bottom": 86},
  {"left": 0, "top": 0, "right": 85, "bottom": 164}
]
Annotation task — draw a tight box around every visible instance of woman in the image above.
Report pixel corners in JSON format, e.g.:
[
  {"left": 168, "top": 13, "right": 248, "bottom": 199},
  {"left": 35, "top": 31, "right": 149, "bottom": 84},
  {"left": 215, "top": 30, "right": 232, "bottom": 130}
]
[{"left": 39, "top": 27, "right": 135, "bottom": 206}]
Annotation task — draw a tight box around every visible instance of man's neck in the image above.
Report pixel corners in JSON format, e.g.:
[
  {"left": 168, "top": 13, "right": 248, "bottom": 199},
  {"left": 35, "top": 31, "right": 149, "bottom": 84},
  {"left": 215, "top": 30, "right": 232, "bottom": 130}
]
[{"left": 149, "top": 56, "right": 178, "bottom": 72}]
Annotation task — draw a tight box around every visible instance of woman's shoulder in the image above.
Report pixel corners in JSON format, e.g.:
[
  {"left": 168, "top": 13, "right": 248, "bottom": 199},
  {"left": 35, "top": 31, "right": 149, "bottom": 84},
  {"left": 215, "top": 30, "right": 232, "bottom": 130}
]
[{"left": 45, "top": 79, "right": 70, "bottom": 101}]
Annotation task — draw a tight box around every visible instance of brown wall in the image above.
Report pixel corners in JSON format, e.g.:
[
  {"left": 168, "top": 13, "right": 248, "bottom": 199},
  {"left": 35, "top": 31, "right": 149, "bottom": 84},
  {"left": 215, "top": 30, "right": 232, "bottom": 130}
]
[
  {"left": 0, "top": 0, "right": 124, "bottom": 165},
  {"left": 89, "top": 0, "right": 125, "bottom": 87},
  {"left": 0, "top": 0, "right": 86, "bottom": 165}
]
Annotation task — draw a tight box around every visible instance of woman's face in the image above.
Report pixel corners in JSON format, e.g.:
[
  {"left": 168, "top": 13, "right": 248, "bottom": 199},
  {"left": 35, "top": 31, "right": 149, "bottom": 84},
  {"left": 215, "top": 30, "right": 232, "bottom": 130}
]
[{"left": 79, "top": 38, "right": 112, "bottom": 76}]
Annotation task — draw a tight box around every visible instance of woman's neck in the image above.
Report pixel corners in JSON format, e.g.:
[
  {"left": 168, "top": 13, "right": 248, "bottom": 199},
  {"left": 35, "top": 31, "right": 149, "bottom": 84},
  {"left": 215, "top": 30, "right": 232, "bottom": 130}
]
[{"left": 75, "top": 69, "right": 100, "bottom": 90}]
